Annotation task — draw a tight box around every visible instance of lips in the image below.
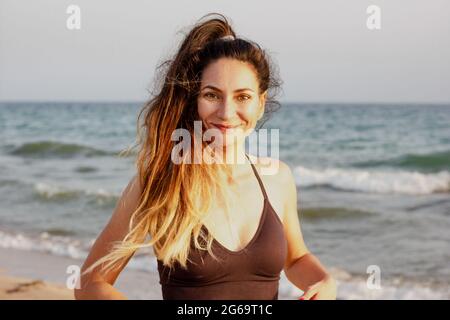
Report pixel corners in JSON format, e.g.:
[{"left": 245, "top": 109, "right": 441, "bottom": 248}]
[{"left": 211, "top": 123, "right": 240, "bottom": 132}]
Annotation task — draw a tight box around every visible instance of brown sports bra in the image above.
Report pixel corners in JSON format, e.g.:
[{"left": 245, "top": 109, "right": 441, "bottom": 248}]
[{"left": 156, "top": 154, "right": 288, "bottom": 300}]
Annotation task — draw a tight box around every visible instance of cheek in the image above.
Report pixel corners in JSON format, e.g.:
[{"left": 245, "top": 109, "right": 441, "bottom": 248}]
[
  {"left": 241, "top": 103, "right": 261, "bottom": 125},
  {"left": 196, "top": 100, "right": 207, "bottom": 120},
  {"left": 197, "top": 99, "right": 214, "bottom": 120}
]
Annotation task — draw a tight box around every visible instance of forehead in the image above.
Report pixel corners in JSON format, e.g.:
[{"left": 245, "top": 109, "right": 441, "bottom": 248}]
[{"left": 200, "top": 58, "right": 259, "bottom": 90}]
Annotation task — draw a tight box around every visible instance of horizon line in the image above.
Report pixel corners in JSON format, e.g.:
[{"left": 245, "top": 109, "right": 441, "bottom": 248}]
[{"left": 1, "top": 100, "right": 450, "bottom": 106}]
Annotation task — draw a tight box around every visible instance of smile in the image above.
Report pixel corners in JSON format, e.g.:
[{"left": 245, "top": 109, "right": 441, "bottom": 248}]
[{"left": 211, "top": 123, "right": 240, "bottom": 132}]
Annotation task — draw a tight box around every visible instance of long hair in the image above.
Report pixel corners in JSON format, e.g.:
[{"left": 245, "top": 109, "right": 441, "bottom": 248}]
[{"left": 82, "top": 12, "right": 282, "bottom": 277}]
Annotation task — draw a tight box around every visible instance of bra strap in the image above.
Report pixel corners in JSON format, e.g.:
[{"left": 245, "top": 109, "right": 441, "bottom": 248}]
[{"left": 245, "top": 153, "right": 269, "bottom": 201}]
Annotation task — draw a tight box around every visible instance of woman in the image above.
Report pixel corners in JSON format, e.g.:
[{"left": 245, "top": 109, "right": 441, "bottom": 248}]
[{"left": 74, "top": 13, "right": 336, "bottom": 300}]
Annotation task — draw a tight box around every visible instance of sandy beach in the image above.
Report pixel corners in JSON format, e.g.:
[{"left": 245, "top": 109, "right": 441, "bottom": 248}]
[
  {"left": 0, "top": 247, "right": 75, "bottom": 299},
  {"left": 0, "top": 247, "right": 163, "bottom": 300},
  {"left": 0, "top": 274, "right": 73, "bottom": 300}
]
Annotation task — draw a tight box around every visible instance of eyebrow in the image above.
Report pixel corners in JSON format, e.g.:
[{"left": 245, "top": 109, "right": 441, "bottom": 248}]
[{"left": 201, "top": 85, "right": 254, "bottom": 93}]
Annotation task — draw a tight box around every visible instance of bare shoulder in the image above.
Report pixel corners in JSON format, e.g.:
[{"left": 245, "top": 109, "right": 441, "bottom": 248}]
[
  {"left": 248, "top": 155, "right": 295, "bottom": 221},
  {"left": 248, "top": 154, "right": 293, "bottom": 184}
]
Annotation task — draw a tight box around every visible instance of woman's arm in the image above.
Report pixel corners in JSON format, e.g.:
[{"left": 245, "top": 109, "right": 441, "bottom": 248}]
[
  {"left": 74, "top": 175, "right": 144, "bottom": 300},
  {"left": 75, "top": 280, "right": 128, "bottom": 300},
  {"left": 279, "top": 161, "right": 337, "bottom": 300},
  {"left": 284, "top": 253, "right": 336, "bottom": 299}
]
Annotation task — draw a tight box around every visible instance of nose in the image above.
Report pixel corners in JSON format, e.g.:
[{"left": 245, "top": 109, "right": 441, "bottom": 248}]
[{"left": 216, "top": 96, "right": 237, "bottom": 120}]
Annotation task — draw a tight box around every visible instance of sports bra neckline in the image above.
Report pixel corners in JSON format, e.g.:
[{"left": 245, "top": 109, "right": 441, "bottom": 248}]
[{"left": 200, "top": 153, "right": 274, "bottom": 255}]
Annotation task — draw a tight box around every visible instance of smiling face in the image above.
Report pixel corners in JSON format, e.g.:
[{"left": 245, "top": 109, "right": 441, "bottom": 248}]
[{"left": 197, "top": 58, "right": 267, "bottom": 150}]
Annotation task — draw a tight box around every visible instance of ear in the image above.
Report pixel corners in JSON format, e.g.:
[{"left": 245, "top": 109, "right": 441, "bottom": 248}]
[{"left": 257, "top": 90, "right": 267, "bottom": 120}]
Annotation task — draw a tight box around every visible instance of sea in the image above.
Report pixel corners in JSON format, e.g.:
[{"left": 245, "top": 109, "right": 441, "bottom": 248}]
[{"left": 0, "top": 101, "right": 449, "bottom": 299}]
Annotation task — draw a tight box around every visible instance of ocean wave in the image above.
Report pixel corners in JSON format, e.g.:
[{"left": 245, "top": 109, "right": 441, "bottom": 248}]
[
  {"left": 74, "top": 166, "right": 98, "bottom": 173},
  {"left": 34, "top": 182, "right": 81, "bottom": 200},
  {"left": 301, "top": 207, "right": 375, "bottom": 219},
  {"left": 294, "top": 166, "right": 450, "bottom": 195},
  {"left": 0, "top": 229, "right": 90, "bottom": 260},
  {"left": 8, "top": 141, "right": 118, "bottom": 158},
  {"left": 279, "top": 267, "right": 450, "bottom": 300},
  {"left": 0, "top": 229, "right": 156, "bottom": 273},
  {"left": 33, "top": 182, "right": 120, "bottom": 206},
  {"left": 353, "top": 150, "right": 450, "bottom": 172},
  {"left": 44, "top": 228, "right": 77, "bottom": 237}
]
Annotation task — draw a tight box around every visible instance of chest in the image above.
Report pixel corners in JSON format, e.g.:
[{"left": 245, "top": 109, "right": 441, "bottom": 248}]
[{"left": 201, "top": 173, "right": 284, "bottom": 252}]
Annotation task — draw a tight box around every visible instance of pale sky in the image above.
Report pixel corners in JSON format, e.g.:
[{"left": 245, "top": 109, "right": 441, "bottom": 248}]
[{"left": 0, "top": 0, "right": 449, "bottom": 103}]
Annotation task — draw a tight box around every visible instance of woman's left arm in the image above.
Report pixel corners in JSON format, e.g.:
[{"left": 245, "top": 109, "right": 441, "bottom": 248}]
[{"left": 278, "top": 160, "right": 337, "bottom": 300}]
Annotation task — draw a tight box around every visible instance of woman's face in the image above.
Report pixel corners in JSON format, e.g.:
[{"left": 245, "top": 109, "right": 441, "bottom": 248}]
[{"left": 197, "top": 57, "right": 267, "bottom": 149}]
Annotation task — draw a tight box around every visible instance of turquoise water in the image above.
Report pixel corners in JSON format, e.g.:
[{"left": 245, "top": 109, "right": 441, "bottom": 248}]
[{"left": 0, "top": 102, "right": 449, "bottom": 298}]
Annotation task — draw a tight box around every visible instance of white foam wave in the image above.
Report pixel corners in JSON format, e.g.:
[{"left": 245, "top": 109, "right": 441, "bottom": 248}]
[
  {"left": 0, "top": 230, "right": 89, "bottom": 259},
  {"left": 294, "top": 166, "right": 450, "bottom": 195},
  {"left": 279, "top": 267, "right": 450, "bottom": 300},
  {"left": 34, "top": 182, "right": 119, "bottom": 201},
  {"left": 0, "top": 229, "right": 156, "bottom": 273}
]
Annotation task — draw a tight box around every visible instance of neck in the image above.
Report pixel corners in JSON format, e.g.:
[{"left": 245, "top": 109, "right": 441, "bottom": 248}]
[{"left": 217, "top": 143, "right": 252, "bottom": 181}]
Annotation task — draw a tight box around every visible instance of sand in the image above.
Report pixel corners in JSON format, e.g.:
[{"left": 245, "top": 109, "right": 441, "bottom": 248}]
[
  {"left": 0, "top": 274, "right": 74, "bottom": 300},
  {"left": 0, "top": 247, "right": 162, "bottom": 300},
  {"left": 0, "top": 247, "right": 75, "bottom": 299}
]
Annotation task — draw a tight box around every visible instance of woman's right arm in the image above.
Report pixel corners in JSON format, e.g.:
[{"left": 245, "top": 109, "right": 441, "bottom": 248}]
[{"left": 74, "top": 174, "right": 144, "bottom": 300}]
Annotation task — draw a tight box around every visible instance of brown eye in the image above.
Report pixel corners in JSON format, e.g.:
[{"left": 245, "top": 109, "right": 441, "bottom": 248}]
[
  {"left": 238, "top": 95, "right": 251, "bottom": 102},
  {"left": 204, "top": 92, "right": 219, "bottom": 100}
]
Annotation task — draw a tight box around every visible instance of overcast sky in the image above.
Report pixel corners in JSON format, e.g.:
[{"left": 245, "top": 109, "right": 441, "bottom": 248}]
[{"left": 0, "top": 0, "right": 449, "bottom": 103}]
